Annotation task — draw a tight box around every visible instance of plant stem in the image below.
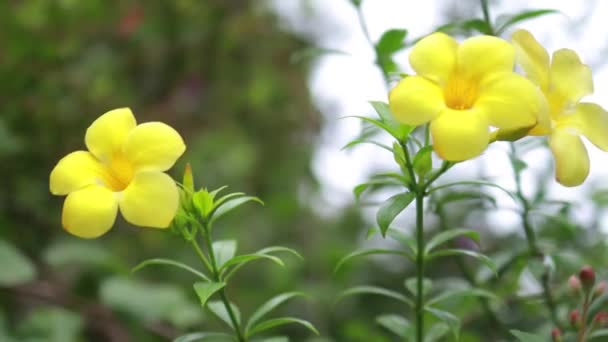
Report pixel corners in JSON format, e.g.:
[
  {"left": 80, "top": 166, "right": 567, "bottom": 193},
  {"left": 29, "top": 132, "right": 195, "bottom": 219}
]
[
  {"left": 415, "top": 191, "right": 425, "bottom": 342},
  {"left": 354, "top": 3, "right": 390, "bottom": 86},
  {"left": 578, "top": 293, "right": 590, "bottom": 342},
  {"left": 479, "top": 0, "right": 495, "bottom": 35},
  {"left": 192, "top": 226, "right": 246, "bottom": 342},
  {"left": 509, "top": 144, "right": 561, "bottom": 329}
]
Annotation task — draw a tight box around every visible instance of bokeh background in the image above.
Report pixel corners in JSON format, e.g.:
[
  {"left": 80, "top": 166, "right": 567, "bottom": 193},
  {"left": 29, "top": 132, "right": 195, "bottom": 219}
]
[{"left": 2, "top": 1, "right": 608, "bottom": 341}]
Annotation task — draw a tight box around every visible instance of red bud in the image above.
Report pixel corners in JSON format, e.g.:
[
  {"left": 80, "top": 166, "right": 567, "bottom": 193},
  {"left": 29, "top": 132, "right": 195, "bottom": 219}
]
[
  {"left": 570, "top": 309, "right": 581, "bottom": 329},
  {"left": 551, "top": 328, "right": 562, "bottom": 342},
  {"left": 579, "top": 266, "right": 596, "bottom": 292},
  {"left": 568, "top": 275, "right": 581, "bottom": 293}
]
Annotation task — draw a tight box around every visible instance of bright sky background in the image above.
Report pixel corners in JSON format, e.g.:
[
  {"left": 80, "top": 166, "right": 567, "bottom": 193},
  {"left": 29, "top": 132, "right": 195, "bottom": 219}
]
[{"left": 270, "top": 0, "right": 608, "bottom": 234}]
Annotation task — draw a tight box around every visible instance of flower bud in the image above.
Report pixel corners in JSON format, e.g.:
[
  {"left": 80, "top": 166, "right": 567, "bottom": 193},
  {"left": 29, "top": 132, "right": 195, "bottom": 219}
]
[
  {"left": 569, "top": 309, "right": 581, "bottom": 329},
  {"left": 594, "top": 281, "right": 607, "bottom": 299},
  {"left": 594, "top": 311, "right": 608, "bottom": 327},
  {"left": 551, "top": 328, "right": 562, "bottom": 342},
  {"left": 568, "top": 275, "right": 581, "bottom": 293},
  {"left": 579, "top": 265, "right": 596, "bottom": 292}
]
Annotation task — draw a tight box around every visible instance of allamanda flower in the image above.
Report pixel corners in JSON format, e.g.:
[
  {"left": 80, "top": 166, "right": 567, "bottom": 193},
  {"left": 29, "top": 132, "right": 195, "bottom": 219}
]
[
  {"left": 389, "top": 32, "right": 544, "bottom": 161},
  {"left": 512, "top": 29, "right": 608, "bottom": 186},
  {"left": 50, "top": 108, "right": 186, "bottom": 238}
]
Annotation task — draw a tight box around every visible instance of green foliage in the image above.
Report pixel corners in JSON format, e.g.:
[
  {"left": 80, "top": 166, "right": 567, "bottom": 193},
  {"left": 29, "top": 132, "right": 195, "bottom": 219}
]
[
  {"left": 376, "top": 192, "right": 415, "bottom": 236},
  {"left": 0, "top": 239, "right": 36, "bottom": 286}
]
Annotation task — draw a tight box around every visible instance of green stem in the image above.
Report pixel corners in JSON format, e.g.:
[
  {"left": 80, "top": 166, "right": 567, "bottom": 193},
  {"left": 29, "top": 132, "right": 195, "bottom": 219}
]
[
  {"left": 355, "top": 3, "right": 390, "bottom": 86},
  {"left": 479, "top": 0, "right": 495, "bottom": 35},
  {"left": 415, "top": 191, "right": 425, "bottom": 342},
  {"left": 509, "top": 144, "right": 561, "bottom": 329},
  {"left": 192, "top": 226, "right": 246, "bottom": 342}
]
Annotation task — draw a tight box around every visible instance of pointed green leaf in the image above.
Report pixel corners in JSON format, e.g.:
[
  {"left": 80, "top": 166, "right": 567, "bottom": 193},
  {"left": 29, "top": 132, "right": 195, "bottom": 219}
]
[
  {"left": 212, "top": 240, "right": 237, "bottom": 269},
  {"left": 341, "top": 139, "right": 393, "bottom": 153},
  {"left": 435, "top": 19, "right": 492, "bottom": 35},
  {"left": 207, "top": 300, "right": 241, "bottom": 330},
  {"left": 424, "top": 229, "right": 480, "bottom": 255},
  {"left": 404, "top": 278, "right": 433, "bottom": 299},
  {"left": 428, "top": 249, "right": 497, "bottom": 275},
  {"left": 193, "top": 188, "right": 215, "bottom": 218},
  {"left": 376, "top": 29, "right": 408, "bottom": 56},
  {"left": 334, "top": 248, "right": 412, "bottom": 274},
  {"left": 219, "top": 253, "right": 284, "bottom": 280},
  {"left": 337, "top": 285, "right": 413, "bottom": 307},
  {"left": 193, "top": 282, "right": 226, "bottom": 306},
  {"left": 251, "top": 337, "right": 289, "bottom": 342},
  {"left": 173, "top": 332, "right": 233, "bottom": 342},
  {"left": 425, "top": 307, "right": 460, "bottom": 340},
  {"left": 290, "top": 47, "right": 349, "bottom": 64},
  {"left": 496, "top": 9, "right": 560, "bottom": 35},
  {"left": 210, "top": 196, "right": 264, "bottom": 223},
  {"left": 0, "top": 239, "right": 36, "bottom": 286},
  {"left": 426, "top": 288, "right": 498, "bottom": 306},
  {"left": 377, "top": 192, "right": 416, "bottom": 236},
  {"left": 424, "top": 323, "right": 450, "bottom": 342},
  {"left": 256, "top": 246, "right": 303, "bottom": 260},
  {"left": 247, "top": 317, "right": 318, "bottom": 338},
  {"left": 349, "top": 0, "right": 362, "bottom": 7},
  {"left": 246, "top": 292, "right": 307, "bottom": 333},
  {"left": 369, "top": 101, "right": 414, "bottom": 140},
  {"left": 510, "top": 330, "right": 545, "bottom": 342},
  {"left": 132, "top": 258, "right": 210, "bottom": 282},
  {"left": 376, "top": 314, "right": 410, "bottom": 338},
  {"left": 589, "top": 329, "right": 608, "bottom": 340},
  {"left": 413, "top": 146, "right": 433, "bottom": 178}
]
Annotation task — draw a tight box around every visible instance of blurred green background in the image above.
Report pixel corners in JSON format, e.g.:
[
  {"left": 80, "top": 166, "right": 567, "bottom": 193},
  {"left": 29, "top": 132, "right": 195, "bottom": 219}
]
[{"left": 2, "top": 1, "right": 608, "bottom": 341}]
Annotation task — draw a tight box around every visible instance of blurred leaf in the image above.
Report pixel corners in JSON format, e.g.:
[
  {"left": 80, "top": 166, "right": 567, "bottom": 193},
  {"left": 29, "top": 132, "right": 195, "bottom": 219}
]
[
  {"left": 193, "top": 281, "right": 226, "bottom": 306},
  {"left": 353, "top": 173, "right": 408, "bottom": 201},
  {"left": 376, "top": 314, "right": 410, "bottom": 338},
  {"left": 589, "top": 329, "right": 608, "bottom": 340},
  {"left": 43, "top": 239, "right": 113, "bottom": 269},
  {"left": 435, "top": 19, "right": 492, "bottom": 36},
  {"left": 433, "top": 191, "right": 497, "bottom": 208},
  {"left": 496, "top": 9, "right": 559, "bottom": 35},
  {"left": 375, "top": 29, "right": 407, "bottom": 56},
  {"left": 349, "top": 0, "right": 362, "bottom": 7},
  {"left": 428, "top": 249, "right": 497, "bottom": 275},
  {"left": 213, "top": 240, "right": 238, "bottom": 269},
  {"left": 173, "top": 332, "right": 233, "bottom": 342},
  {"left": 424, "top": 307, "right": 460, "bottom": 340},
  {"left": 132, "top": 258, "right": 210, "bottom": 281},
  {"left": 334, "top": 248, "right": 411, "bottom": 274},
  {"left": 510, "top": 330, "right": 545, "bottom": 342},
  {"left": 251, "top": 337, "right": 289, "bottom": 342},
  {"left": 342, "top": 139, "right": 392, "bottom": 153},
  {"left": 211, "top": 196, "right": 264, "bottom": 223},
  {"left": 208, "top": 300, "right": 241, "bottom": 330},
  {"left": 17, "top": 307, "right": 82, "bottom": 342},
  {"left": 512, "top": 158, "right": 528, "bottom": 173},
  {"left": 247, "top": 317, "right": 318, "bottom": 338},
  {"left": 424, "top": 323, "right": 450, "bottom": 342},
  {"left": 220, "top": 252, "right": 284, "bottom": 280},
  {"left": 404, "top": 278, "right": 433, "bottom": 299},
  {"left": 369, "top": 101, "right": 414, "bottom": 140},
  {"left": 0, "top": 239, "right": 36, "bottom": 286},
  {"left": 246, "top": 292, "right": 307, "bottom": 333},
  {"left": 338, "top": 285, "right": 413, "bottom": 307},
  {"left": 424, "top": 229, "right": 480, "bottom": 255},
  {"left": 193, "top": 189, "right": 216, "bottom": 219},
  {"left": 426, "top": 288, "right": 498, "bottom": 306},
  {"left": 377, "top": 192, "right": 415, "bottom": 236},
  {"left": 290, "top": 47, "right": 348, "bottom": 64},
  {"left": 367, "top": 227, "right": 417, "bottom": 255},
  {"left": 413, "top": 146, "right": 433, "bottom": 178}
]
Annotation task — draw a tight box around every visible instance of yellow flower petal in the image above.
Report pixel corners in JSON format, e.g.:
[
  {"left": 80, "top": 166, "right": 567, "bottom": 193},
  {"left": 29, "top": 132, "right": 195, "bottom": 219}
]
[
  {"left": 124, "top": 122, "right": 186, "bottom": 172},
  {"left": 62, "top": 185, "right": 118, "bottom": 238},
  {"left": 50, "top": 151, "right": 109, "bottom": 195},
  {"left": 119, "top": 171, "right": 179, "bottom": 228},
  {"left": 549, "top": 128, "right": 590, "bottom": 187},
  {"left": 511, "top": 29, "right": 550, "bottom": 91},
  {"left": 85, "top": 108, "right": 137, "bottom": 163},
  {"left": 389, "top": 76, "right": 445, "bottom": 126},
  {"left": 549, "top": 49, "right": 593, "bottom": 108},
  {"left": 409, "top": 32, "right": 457, "bottom": 85},
  {"left": 457, "top": 35, "right": 515, "bottom": 81},
  {"left": 476, "top": 73, "right": 544, "bottom": 130},
  {"left": 559, "top": 102, "right": 608, "bottom": 151},
  {"left": 430, "top": 108, "right": 489, "bottom": 161}
]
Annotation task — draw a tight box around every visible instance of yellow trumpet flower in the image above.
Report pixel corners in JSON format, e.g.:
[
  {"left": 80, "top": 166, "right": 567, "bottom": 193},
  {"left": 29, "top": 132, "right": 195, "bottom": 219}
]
[
  {"left": 512, "top": 29, "right": 608, "bottom": 186},
  {"left": 50, "top": 108, "right": 186, "bottom": 238},
  {"left": 389, "top": 32, "right": 544, "bottom": 161}
]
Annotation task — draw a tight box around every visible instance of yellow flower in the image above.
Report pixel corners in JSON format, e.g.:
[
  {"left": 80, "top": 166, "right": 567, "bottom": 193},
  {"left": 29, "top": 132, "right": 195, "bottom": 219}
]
[
  {"left": 389, "top": 32, "right": 543, "bottom": 161},
  {"left": 512, "top": 29, "right": 608, "bottom": 186},
  {"left": 50, "top": 108, "right": 186, "bottom": 238}
]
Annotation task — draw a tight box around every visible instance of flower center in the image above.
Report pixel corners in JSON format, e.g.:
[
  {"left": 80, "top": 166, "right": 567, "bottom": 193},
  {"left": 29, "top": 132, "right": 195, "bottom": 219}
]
[
  {"left": 444, "top": 75, "right": 479, "bottom": 110},
  {"left": 101, "top": 153, "right": 134, "bottom": 192}
]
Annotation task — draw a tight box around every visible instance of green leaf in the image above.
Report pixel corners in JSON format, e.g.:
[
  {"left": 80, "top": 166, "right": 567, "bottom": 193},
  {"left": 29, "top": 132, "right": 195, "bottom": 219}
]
[
  {"left": 376, "top": 314, "right": 410, "bottom": 338},
  {"left": 367, "top": 227, "right": 417, "bottom": 255},
  {"left": 433, "top": 191, "right": 497, "bottom": 208},
  {"left": 193, "top": 282, "right": 226, "bottom": 306},
  {"left": 427, "top": 180, "right": 517, "bottom": 202},
  {"left": 207, "top": 300, "right": 241, "bottom": 330},
  {"left": 222, "top": 246, "right": 302, "bottom": 281},
  {"left": 424, "top": 229, "right": 480, "bottom": 255},
  {"left": 17, "top": 306, "right": 83, "bottom": 342},
  {"left": 376, "top": 29, "right": 408, "bottom": 56},
  {"left": 349, "top": 0, "right": 362, "bottom": 7},
  {"left": 428, "top": 249, "right": 497, "bottom": 275},
  {"left": 334, "top": 248, "right": 412, "bottom": 274},
  {"left": 210, "top": 196, "right": 264, "bottom": 223},
  {"left": 43, "top": 239, "right": 113, "bottom": 268},
  {"left": 369, "top": 101, "right": 414, "bottom": 140},
  {"left": 220, "top": 253, "right": 284, "bottom": 280},
  {"left": 589, "top": 329, "right": 608, "bottom": 340},
  {"left": 413, "top": 146, "right": 433, "bottom": 178},
  {"left": 337, "top": 285, "right": 413, "bottom": 307},
  {"left": 193, "top": 188, "right": 215, "bottom": 218},
  {"left": 251, "top": 337, "right": 289, "bottom": 342},
  {"left": 246, "top": 292, "right": 307, "bottom": 333},
  {"left": 132, "top": 258, "right": 210, "bottom": 282},
  {"left": 341, "top": 139, "right": 392, "bottom": 153},
  {"left": 510, "top": 330, "right": 545, "bottom": 342},
  {"left": 213, "top": 240, "right": 237, "bottom": 269},
  {"left": 496, "top": 9, "right": 559, "bottom": 35},
  {"left": 424, "top": 307, "right": 460, "bottom": 340},
  {"left": 0, "top": 239, "right": 36, "bottom": 286},
  {"left": 424, "top": 323, "right": 450, "bottom": 342},
  {"left": 290, "top": 47, "right": 349, "bottom": 64},
  {"left": 247, "top": 317, "right": 318, "bottom": 337},
  {"left": 173, "top": 332, "right": 233, "bottom": 342},
  {"left": 426, "top": 288, "right": 498, "bottom": 306},
  {"left": 404, "top": 278, "right": 433, "bottom": 299},
  {"left": 256, "top": 246, "right": 303, "bottom": 260},
  {"left": 377, "top": 192, "right": 416, "bottom": 236},
  {"left": 435, "top": 19, "right": 492, "bottom": 35}
]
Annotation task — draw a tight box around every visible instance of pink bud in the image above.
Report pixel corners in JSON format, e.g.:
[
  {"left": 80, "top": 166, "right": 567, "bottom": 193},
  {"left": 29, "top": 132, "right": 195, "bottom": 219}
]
[
  {"left": 570, "top": 309, "right": 581, "bottom": 329},
  {"left": 580, "top": 266, "right": 596, "bottom": 292},
  {"left": 595, "top": 281, "right": 607, "bottom": 298},
  {"left": 551, "top": 328, "right": 562, "bottom": 342},
  {"left": 568, "top": 275, "right": 581, "bottom": 292}
]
